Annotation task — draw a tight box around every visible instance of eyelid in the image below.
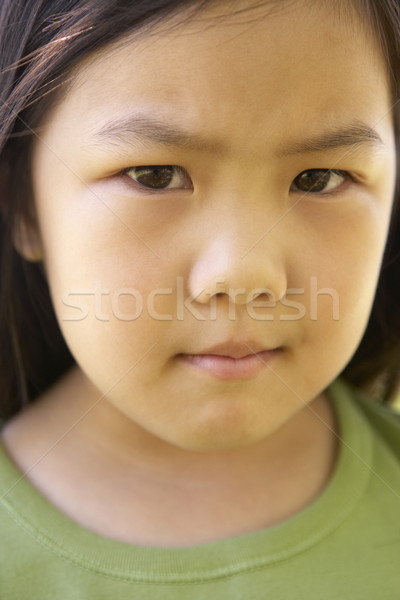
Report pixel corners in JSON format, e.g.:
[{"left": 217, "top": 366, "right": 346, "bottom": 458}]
[
  {"left": 290, "top": 168, "right": 356, "bottom": 196},
  {"left": 121, "top": 164, "right": 193, "bottom": 193},
  {"left": 116, "top": 165, "right": 358, "bottom": 198}
]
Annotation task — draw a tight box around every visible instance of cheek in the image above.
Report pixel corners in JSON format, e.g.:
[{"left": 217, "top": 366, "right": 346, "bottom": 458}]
[
  {"left": 290, "top": 200, "right": 391, "bottom": 363},
  {"left": 33, "top": 196, "right": 183, "bottom": 378}
]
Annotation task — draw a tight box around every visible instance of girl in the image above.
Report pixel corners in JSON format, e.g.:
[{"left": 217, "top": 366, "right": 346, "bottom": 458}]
[{"left": 0, "top": 0, "right": 400, "bottom": 596}]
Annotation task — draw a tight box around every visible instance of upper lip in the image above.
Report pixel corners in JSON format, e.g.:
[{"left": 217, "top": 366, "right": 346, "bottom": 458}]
[{"left": 190, "top": 341, "right": 277, "bottom": 359}]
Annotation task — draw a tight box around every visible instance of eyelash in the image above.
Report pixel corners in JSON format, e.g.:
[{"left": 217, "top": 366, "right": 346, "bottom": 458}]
[
  {"left": 121, "top": 165, "right": 354, "bottom": 196},
  {"left": 290, "top": 169, "right": 354, "bottom": 196},
  {"left": 122, "top": 165, "right": 192, "bottom": 193}
]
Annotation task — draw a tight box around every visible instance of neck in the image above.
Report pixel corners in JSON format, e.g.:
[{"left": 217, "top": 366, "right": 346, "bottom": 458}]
[{"left": 1, "top": 366, "right": 339, "bottom": 547}]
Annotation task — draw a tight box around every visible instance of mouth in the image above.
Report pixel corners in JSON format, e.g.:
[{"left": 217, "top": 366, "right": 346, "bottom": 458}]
[{"left": 176, "top": 347, "right": 281, "bottom": 381}]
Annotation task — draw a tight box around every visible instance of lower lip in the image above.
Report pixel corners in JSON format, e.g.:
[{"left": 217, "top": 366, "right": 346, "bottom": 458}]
[{"left": 178, "top": 350, "right": 279, "bottom": 381}]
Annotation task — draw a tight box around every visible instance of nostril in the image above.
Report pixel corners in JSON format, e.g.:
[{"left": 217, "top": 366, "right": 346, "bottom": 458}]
[
  {"left": 258, "top": 292, "right": 272, "bottom": 301},
  {"left": 247, "top": 288, "right": 276, "bottom": 304}
]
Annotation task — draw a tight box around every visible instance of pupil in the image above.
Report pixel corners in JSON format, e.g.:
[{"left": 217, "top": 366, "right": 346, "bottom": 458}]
[
  {"left": 136, "top": 167, "right": 173, "bottom": 189},
  {"left": 296, "top": 170, "right": 329, "bottom": 192}
]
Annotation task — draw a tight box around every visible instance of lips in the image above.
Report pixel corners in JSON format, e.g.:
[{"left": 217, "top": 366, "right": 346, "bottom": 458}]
[
  {"left": 191, "top": 340, "right": 276, "bottom": 359},
  {"left": 177, "top": 340, "right": 281, "bottom": 380}
]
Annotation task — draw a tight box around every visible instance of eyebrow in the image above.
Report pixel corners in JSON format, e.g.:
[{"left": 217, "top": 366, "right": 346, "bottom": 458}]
[
  {"left": 91, "top": 112, "right": 228, "bottom": 156},
  {"left": 90, "top": 112, "right": 384, "bottom": 158},
  {"left": 275, "top": 121, "right": 384, "bottom": 157}
]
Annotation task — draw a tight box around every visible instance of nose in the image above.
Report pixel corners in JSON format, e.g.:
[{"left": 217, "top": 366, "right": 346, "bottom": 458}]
[{"left": 188, "top": 223, "right": 288, "bottom": 307}]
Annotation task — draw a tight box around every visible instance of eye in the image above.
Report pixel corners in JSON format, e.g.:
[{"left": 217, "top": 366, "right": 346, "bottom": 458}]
[
  {"left": 123, "top": 165, "right": 193, "bottom": 191},
  {"left": 290, "top": 169, "right": 350, "bottom": 194}
]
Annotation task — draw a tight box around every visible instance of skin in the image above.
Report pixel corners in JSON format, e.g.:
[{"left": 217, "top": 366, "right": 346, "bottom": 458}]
[{"left": 1, "top": 1, "right": 396, "bottom": 547}]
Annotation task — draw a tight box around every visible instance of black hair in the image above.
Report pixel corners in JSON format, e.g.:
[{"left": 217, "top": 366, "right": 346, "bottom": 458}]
[{"left": 0, "top": 0, "right": 399, "bottom": 419}]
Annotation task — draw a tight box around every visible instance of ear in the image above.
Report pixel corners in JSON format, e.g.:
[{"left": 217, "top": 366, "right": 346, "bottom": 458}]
[
  {"left": 13, "top": 218, "right": 44, "bottom": 262},
  {"left": 0, "top": 149, "right": 44, "bottom": 262}
]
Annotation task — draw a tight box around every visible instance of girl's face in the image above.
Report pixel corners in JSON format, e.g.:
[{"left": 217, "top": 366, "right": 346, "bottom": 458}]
[{"left": 26, "top": 1, "right": 396, "bottom": 451}]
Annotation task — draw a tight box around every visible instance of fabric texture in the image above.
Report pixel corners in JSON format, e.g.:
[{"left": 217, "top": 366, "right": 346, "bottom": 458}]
[{"left": 0, "top": 379, "right": 399, "bottom": 599}]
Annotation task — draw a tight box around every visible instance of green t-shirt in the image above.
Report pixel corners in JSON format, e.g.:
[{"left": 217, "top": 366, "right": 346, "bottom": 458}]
[{"left": 0, "top": 379, "right": 399, "bottom": 598}]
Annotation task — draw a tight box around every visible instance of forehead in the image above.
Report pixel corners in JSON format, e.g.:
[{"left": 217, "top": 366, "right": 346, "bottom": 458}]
[{"left": 40, "top": 0, "right": 393, "bottom": 159}]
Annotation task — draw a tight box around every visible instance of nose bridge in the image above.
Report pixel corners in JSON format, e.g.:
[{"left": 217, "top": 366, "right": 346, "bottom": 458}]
[{"left": 188, "top": 203, "right": 288, "bottom": 304}]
